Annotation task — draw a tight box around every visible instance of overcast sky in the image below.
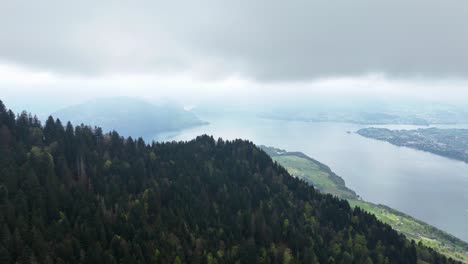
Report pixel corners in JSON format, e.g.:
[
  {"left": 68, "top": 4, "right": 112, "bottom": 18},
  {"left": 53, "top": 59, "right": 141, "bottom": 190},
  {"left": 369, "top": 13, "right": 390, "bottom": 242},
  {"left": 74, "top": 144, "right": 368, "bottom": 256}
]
[{"left": 1, "top": 0, "right": 468, "bottom": 112}]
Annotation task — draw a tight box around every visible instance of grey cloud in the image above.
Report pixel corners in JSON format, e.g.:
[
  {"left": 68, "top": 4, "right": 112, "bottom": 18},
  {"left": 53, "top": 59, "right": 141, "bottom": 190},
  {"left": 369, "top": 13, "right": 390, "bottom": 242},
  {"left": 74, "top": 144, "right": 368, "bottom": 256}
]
[{"left": 0, "top": 0, "right": 467, "bottom": 80}]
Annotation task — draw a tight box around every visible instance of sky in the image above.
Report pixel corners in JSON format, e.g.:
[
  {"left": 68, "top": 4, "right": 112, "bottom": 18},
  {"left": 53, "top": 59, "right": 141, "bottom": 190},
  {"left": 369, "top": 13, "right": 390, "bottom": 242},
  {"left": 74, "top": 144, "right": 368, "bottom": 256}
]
[{"left": 1, "top": 0, "right": 468, "bottom": 113}]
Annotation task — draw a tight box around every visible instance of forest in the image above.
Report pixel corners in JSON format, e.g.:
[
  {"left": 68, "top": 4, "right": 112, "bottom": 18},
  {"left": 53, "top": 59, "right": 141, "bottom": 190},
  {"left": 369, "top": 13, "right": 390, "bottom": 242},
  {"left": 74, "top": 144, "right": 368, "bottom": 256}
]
[{"left": 0, "top": 99, "right": 460, "bottom": 263}]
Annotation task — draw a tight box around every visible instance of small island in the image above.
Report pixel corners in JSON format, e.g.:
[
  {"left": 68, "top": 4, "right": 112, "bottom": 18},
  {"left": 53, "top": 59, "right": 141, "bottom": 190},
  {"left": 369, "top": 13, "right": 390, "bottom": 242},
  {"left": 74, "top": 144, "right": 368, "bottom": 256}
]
[{"left": 357, "top": 127, "right": 468, "bottom": 163}]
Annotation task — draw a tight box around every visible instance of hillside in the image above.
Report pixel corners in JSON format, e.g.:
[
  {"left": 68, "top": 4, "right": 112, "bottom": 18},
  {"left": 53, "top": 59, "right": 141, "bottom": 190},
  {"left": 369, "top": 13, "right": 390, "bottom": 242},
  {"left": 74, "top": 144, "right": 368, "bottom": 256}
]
[
  {"left": 260, "top": 146, "right": 357, "bottom": 199},
  {"left": 0, "top": 100, "right": 460, "bottom": 263},
  {"left": 261, "top": 146, "right": 468, "bottom": 263},
  {"left": 52, "top": 97, "right": 207, "bottom": 139},
  {"left": 348, "top": 201, "right": 468, "bottom": 263}
]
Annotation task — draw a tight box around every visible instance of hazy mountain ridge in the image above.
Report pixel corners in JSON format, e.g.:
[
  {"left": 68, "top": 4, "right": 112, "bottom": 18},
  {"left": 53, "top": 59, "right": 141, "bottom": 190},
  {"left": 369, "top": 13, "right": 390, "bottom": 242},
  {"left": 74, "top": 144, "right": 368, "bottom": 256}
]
[
  {"left": 52, "top": 97, "right": 208, "bottom": 139},
  {"left": 260, "top": 100, "right": 468, "bottom": 125}
]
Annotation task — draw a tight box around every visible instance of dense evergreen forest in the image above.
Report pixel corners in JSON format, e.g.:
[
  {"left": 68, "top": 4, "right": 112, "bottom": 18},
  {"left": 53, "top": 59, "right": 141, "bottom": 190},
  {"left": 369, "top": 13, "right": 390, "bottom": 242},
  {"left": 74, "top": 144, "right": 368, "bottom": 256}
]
[{"left": 0, "top": 100, "right": 460, "bottom": 264}]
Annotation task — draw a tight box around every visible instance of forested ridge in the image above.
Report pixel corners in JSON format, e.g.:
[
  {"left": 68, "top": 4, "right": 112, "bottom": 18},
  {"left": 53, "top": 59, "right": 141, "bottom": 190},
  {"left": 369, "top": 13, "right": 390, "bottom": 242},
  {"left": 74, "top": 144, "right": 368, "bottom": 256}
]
[{"left": 0, "top": 100, "right": 459, "bottom": 264}]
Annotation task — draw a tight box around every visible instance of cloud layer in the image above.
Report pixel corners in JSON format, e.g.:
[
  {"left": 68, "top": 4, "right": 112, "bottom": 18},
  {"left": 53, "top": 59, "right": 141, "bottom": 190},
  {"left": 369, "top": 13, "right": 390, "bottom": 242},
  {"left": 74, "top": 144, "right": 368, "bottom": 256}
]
[{"left": 1, "top": 0, "right": 467, "bottom": 81}]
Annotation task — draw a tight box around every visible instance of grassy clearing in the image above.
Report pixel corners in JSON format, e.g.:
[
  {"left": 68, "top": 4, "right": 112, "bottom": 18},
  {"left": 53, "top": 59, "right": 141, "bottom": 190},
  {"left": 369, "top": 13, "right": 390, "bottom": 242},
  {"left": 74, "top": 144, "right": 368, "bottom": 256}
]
[
  {"left": 273, "top": 156, "right": 335, "bottom": 188},
  {"left": 272, "top": 155, "right": 357, "bottom": 199}
]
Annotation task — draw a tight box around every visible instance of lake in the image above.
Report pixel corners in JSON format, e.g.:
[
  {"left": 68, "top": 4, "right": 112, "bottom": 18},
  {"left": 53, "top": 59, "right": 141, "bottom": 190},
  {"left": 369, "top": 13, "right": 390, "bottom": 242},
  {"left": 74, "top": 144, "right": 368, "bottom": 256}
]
[{"left": 153, "top": 116, "right": 468, "bottom": 242}]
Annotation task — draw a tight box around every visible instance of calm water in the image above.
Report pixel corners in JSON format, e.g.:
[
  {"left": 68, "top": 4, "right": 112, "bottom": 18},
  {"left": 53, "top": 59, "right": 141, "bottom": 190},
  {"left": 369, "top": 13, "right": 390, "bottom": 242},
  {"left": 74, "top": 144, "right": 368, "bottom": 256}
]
[{"left": 153, "top": 117, "right": 468, "bottom": 242}]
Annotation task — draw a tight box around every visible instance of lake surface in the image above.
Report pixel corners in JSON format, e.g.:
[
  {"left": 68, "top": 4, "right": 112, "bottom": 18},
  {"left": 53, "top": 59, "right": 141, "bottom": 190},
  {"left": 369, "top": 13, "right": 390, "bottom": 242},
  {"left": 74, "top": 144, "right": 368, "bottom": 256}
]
[{"left": 153, "top": 116, "right": 468, "bottom": 242}]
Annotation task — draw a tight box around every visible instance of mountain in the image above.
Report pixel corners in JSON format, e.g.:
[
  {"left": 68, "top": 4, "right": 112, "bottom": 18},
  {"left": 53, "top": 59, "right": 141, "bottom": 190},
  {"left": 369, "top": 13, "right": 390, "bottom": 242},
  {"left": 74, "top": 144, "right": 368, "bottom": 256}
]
[
  {"left": 51, "top": 97, "right": 207, "bottom": 139},
  {"left": 0, "top": 100, "right": 460, "bottom": 263}
]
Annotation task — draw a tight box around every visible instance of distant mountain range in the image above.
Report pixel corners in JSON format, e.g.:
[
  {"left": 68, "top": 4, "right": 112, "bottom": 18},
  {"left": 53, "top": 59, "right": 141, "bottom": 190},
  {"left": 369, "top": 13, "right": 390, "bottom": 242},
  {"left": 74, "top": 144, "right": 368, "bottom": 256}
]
[
  {"left": 51, "top": 97, "right": 207, "bottom": 139},
  {"left": 260, "top": 99, "right": 468, "bottom": 125}
]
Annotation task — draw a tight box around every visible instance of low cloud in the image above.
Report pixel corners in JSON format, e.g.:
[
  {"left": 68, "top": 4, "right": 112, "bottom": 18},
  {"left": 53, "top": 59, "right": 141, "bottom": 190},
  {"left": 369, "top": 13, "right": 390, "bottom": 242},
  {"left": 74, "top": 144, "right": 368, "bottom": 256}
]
[{"left": 1, "top": 0, "right": 467, "bottom": 81}]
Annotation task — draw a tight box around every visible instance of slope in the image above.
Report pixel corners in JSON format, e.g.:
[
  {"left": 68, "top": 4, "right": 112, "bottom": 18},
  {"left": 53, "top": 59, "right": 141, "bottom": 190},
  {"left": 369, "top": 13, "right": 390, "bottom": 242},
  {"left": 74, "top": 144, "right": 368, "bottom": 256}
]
[{"left": 260, "top": 145, "right": 468, "bottom": 263}]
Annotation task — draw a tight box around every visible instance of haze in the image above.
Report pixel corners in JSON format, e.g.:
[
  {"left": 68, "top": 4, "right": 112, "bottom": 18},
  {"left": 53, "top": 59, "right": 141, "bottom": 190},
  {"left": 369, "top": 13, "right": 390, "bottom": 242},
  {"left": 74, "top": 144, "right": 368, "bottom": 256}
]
[{"left": 1, "top": 0, "right": 468, "bottom": 115}]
